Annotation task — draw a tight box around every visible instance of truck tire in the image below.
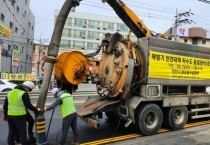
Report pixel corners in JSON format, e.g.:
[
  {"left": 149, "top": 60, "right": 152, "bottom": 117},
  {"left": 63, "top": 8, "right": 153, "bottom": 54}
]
[
  {"left": 135, "top": 103, "right": 163, "bottom": 135},
  {"left": 164, "top": 106, "right": 188, "bottom": 130}
]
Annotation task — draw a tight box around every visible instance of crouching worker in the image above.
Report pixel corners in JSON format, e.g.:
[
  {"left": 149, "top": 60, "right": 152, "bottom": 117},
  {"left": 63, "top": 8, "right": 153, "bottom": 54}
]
[{"left": 45, "top": 88, "right": 79, "bottom": 145}]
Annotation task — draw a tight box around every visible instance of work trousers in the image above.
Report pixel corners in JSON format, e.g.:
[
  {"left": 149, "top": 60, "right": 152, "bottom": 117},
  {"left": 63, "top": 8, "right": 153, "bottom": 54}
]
[
  {"left": 15, "top": 112, "right": 35, "bottom": 142},
  {"left": 60, "top": 112, "right": 79, "bottom": 145},
  {"left": 7, "top": 117, "right": 27, "bottom": 145}
]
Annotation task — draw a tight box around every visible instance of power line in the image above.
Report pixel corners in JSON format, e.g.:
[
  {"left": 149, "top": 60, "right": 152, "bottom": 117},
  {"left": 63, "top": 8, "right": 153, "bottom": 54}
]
[{"left": 198, "top": 0, "right": 210, "bottom": 4}]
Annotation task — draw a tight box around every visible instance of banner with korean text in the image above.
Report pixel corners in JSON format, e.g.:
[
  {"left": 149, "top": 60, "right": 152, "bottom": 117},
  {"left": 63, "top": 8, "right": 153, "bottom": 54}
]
[
  {"left": 0, "top": 23, "right": 11, "bottom": 38},
  {"left": 0, "top": 73, "right": 36, "bottom": 81},
  {"left": 12, "top": 49, "right": 20, "bottom": 67},
  {"left": 149, "top": 51, "right": 210, "bottom": 80}
]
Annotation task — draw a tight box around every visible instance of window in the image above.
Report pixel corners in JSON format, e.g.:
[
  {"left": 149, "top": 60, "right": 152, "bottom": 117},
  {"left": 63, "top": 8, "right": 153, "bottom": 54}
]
[
  {"left": 1, "top": 13, "right": 5, "bottom": 22},
  {"left": 29, "top": 22, "right": 30, "bottom": 27},
  {"left": 117, "top": 24, "right": 127, "bottom": 32},
  {"left": 73, "top": 41, "right": 85, "bottom": 49},
  {"left": 184, "top": 39, "right": 188, "bottom": 43},
  {"left": 62, "top": 28, "right": 71, "bottom": 37},
  {"left": 17, "top": 6, "right": 19, "bottom": 14},
  {"left": 192, "top": 38, "right": 197, "bottom": 45},
  {"left": 87, "top": 42, "right": 99, "bottom": 49},
  {"left": 103, "top": 22, "right": 114, "bottom": 31},
  {"left": 74, "top": 30, "right": 85, "bottom": 38},
  {"left": 26, "top": 54, "right": 28, "bottom": 59},
  {"left": 88, "top": 31, "right": 98, "bottom": 40},
  {"left": 88, "top": 20, "right": 99, "bottom": 29},
  {"left": 66, "top": 18, "right": 72, "bottom": 26},
  {"left": 11, "top": 0, "right": 15, "bottom": 6},
  {"left": 15, "top": 27, "right": 18, "bottom": 33},
  {"left": 60, "top": 40, "right": 69, "bottom": 48},
  {"left": 10, "top": 22, "right": 13, "bottom": 29},
  {"left": 32, "top": 26, "right": 33, "bottom": 31},
  {"left": 74, "top": 18, "right": 86, "bottom": 27},
  {"left": 25, "top": 0, "right": 27, "bottom": 5},
  {"left": 202, "top": 40, "right": 206, "bottom": 45},
  {"left": 22, "top": 46, "right": 24, "bottom": 52}
]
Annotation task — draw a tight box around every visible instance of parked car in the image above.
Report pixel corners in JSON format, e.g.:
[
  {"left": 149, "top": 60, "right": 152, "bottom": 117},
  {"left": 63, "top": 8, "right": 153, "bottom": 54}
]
[{"left": 0, "top": 79, "right": 17, "bottom": 92}]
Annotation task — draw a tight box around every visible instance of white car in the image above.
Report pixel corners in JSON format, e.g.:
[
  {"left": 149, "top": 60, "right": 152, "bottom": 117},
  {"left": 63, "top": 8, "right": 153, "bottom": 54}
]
[{"left": 0, "top": 79, "right": 17, "bottom": 92}]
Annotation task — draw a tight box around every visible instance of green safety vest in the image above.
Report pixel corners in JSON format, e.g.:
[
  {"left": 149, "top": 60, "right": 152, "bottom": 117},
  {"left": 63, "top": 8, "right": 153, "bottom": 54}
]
[
  {"left": 7, "top": 89, "right": 26, "bottom": 116},
  {"left": 59, "top": 93, "right": 76, "bottom": 118}
]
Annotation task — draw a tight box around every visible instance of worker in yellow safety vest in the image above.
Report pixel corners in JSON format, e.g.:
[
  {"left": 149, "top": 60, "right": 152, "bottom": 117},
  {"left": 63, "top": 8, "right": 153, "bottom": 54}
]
[
  {"left": 45, "top": 88, "right": 79, "bottom": 145},
  {"left": 3, "top": 81, "right": 40, "bottom": 145}
]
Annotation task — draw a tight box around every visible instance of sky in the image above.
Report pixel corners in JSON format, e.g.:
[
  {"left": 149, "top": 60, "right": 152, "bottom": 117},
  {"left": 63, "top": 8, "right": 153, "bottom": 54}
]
[{"left": 30, "top": 0, "right": 210, "bottom": 44}]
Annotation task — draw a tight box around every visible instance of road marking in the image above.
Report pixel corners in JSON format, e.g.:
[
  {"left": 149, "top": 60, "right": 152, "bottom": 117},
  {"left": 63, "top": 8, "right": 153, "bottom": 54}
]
[{"left": 81, "top": 119, "right": 210, "bottom": 145}]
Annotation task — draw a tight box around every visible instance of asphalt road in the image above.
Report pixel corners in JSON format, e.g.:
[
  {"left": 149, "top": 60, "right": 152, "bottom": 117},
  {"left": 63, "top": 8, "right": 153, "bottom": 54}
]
[{"left": 1, "top": 84, "right": 210, "bottom": 145}]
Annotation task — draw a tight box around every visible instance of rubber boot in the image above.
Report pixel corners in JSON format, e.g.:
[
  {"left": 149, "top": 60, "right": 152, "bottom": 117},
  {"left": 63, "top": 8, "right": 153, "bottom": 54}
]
[{"left": 27, "top": 133, "right": 36, "bottom": 143}]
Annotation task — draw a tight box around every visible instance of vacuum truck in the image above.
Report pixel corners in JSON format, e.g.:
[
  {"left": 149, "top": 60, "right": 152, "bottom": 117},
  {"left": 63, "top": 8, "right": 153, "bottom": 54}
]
[{"left": 39, "top": 0, "right": 210, "bottom": 136}]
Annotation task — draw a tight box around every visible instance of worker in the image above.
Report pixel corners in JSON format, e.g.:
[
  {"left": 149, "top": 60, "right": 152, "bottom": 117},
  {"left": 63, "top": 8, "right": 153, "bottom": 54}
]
[
  {"left": 3, "top": 81, "right": 40, "bottom": 145},
  {"left": 45, "top": 88, "right": 79, "bottom": 145}
]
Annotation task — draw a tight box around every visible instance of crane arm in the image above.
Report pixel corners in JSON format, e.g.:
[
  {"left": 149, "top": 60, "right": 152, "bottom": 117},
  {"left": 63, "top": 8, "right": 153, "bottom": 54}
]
[{"left": 105, "top": 0, "right": 152, "bottom": 38}]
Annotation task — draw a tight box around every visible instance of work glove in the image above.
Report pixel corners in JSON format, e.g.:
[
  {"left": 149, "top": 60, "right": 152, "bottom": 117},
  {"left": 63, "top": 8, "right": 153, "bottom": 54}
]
[{"left": 3, "top": 115, "right": 7, "bottom": 121}]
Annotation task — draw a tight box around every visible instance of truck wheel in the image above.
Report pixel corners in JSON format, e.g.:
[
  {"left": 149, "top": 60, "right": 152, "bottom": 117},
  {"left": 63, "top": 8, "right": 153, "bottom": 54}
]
[
  {"left": 135, "top": 103, "right": 163, "bottom": 135},
  {"left": 164, "top": 106, "right": 188, "bottom": 130}
]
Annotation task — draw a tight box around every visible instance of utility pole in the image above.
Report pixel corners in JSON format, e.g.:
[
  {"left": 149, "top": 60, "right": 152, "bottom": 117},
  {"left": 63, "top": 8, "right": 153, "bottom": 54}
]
[{"left": 174, "top": 9, "right": 194, "bottom": 41}]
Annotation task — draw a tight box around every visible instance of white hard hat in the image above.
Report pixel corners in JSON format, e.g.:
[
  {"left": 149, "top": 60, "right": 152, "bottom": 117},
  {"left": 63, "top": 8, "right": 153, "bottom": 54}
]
[
  {"left": 22, "top": 81, "right": 35, "bottom": 91},
  {"left": 51, "top": 88, "right": 59, "bottom": 96}
]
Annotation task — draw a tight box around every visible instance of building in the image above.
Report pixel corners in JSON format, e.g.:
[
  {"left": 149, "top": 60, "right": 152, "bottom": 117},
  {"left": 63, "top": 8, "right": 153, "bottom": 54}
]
[
  {"left": 55, "top": 10, "right": 136, "bottom": 55},
  {"left": 32, "top": 44, "right": 48, "bottom": 78},
  {"left": 165, "top": 26, "right": 210, "bottom": 48},
  {"left": 0, "top": 0, "right": 35, "bottom": 74},
  {"left": 178, "top": 27, "right": 210, "bottom": 47}
]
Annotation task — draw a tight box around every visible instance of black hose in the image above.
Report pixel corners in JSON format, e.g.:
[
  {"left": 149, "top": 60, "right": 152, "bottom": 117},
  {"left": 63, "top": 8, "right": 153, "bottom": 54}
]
[{"left": 46, "top": 108, "right": 55, "bottom": 140}]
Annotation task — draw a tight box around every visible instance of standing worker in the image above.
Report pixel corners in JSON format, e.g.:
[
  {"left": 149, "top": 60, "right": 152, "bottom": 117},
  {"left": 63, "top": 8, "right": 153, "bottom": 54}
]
[
  {"left": 45, "top": 88, "right": 79, "bottom": 145},
  {"left": 3, "top": 81, "right": 40, "bottom": 145}
]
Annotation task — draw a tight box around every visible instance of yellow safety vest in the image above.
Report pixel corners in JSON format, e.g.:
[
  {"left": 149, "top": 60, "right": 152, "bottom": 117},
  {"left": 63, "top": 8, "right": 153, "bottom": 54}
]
[
  {"left": 7, "top": 89, "right": 26, "bottom": 116},
  {"left": 59, "top": 93, "right": 76, "bottom": 118}
]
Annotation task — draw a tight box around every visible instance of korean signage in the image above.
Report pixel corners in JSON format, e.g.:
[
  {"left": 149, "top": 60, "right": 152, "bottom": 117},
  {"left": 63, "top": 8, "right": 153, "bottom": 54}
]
[
  {"left": 0, "top": 23, "right": 11, "bottom": 38},
  {"left": 1, "top": 73, "right": 8, "bottom": 79},
  {"left": 9, "top": 73, "right": 24, "bottom": 81},
  {"left": 149, "top": 51, "right": 210, "bottom": 80},
  {"left": 26, "top": 74, "right": 36, "bottom": 81},
  {"left": 0, "top": 73, "right": 36, "bottom": 81},
  {"left": 12, "top": 49, "right": 20, "bottom": 67}
]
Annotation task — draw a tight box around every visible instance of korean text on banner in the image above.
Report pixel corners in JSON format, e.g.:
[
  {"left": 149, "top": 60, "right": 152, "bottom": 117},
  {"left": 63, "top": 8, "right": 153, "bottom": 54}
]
[
  {"left": 12, "top": 49, "right": 20, "bottom": 62},
  {"left": 0, "top": 73, "right": 8, "bottom": 79},
  {"left": 0, "top": 23, "right": 11, "bottom": 38},
  {"left": 26, "top": 74, "right": 36, "bottom": 81},
  {"left": 9, "top": 74, "right": 24, "bottom": 81},
  {"left": 149, "top": 51, "right": 210, "bottom": 80}
]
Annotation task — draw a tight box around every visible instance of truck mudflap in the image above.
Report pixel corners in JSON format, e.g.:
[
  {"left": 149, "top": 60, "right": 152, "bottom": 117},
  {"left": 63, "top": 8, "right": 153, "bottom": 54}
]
[{"left": 77, "top": 97, "right": 120, "bottom": 117}]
